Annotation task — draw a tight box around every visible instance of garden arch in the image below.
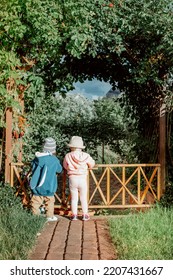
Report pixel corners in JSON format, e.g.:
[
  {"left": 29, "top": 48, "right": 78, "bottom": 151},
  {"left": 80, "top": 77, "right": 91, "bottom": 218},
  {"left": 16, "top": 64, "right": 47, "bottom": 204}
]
[{"left": 3, "top": 0, "right": 170, "bottom": 205}]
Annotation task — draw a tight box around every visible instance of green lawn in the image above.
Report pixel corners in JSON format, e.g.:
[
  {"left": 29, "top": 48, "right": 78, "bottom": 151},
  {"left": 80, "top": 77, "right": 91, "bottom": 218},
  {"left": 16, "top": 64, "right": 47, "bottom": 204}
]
[{"left": 108, "top": 206, "right": 173, "bottom": 260}]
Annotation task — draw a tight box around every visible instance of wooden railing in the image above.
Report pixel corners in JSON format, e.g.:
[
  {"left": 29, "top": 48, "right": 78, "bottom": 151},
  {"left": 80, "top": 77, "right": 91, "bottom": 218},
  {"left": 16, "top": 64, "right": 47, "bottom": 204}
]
[
  {"left": 10, "top": 163, "right": 161, "bottom": 209},
  {"left": 86, "top": 164, "right": 161, "bottom": 209},
  {"left": 10, "top": 162, "right": 31, "bottom": 205}
]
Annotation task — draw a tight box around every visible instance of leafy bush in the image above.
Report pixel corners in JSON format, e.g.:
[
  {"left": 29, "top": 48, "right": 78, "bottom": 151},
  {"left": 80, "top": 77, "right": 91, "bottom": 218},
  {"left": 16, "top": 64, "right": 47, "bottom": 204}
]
[
  {"left": 23, "top": 93, "right": 140, "bottom": 164},
  {"left": 160, "top": 180, "right": 173, "bottom": 208}
]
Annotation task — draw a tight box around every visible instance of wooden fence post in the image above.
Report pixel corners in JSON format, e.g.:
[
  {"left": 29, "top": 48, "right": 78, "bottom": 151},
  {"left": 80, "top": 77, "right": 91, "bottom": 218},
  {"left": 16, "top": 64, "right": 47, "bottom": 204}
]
[
  {"left": 159, "top": 103, "right": 166, "bottom": 195},
  {"left": 18, "top": 91, "right": 24, "bottom": 162},
  {"left": 5, "top": 107, "right": 12, "bottom": 183}
]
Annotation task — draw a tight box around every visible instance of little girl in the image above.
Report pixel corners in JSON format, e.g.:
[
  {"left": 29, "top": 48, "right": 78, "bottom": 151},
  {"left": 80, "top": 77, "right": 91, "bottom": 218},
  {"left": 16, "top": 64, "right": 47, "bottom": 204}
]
[{"left": 63, "top": 136, "right": 95, "bottom": 221}]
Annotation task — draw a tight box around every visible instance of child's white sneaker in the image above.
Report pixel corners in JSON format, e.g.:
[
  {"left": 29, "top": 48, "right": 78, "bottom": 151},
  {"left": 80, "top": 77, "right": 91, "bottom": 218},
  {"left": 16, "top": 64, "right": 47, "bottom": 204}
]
[
  {"left": 82, "top": 214, "right": 90, "bottom": 221},
  {"left": 47, "top": 216, "right": 58, "bottom": 222},
  {"left": 71, "top": 215, "right": 78, "bottom": 221}
]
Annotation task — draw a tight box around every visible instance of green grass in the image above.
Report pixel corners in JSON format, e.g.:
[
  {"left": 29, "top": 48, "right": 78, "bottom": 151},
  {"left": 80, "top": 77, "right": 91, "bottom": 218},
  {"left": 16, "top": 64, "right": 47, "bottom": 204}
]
[
  {"left": 0, "top": 208, "right": 46, "bottom": 260},
  {"left": 0, "top": 184, "right": 46, "bottom": 260},
  {"left": 108, "top": 205, "right": 173, "bottom": 260}
]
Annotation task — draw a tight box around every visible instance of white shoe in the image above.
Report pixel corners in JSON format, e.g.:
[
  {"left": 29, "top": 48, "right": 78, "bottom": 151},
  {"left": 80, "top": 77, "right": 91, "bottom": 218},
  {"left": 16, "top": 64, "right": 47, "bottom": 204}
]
[
  {"left": 82, "top": 214, "right": 90, "bottom": 221},
  {"left": 47, "top": 216, "right": 58, "bottom": 222},
  {"left": 71, "top": 215, "right": 78, "bottom": 221}
]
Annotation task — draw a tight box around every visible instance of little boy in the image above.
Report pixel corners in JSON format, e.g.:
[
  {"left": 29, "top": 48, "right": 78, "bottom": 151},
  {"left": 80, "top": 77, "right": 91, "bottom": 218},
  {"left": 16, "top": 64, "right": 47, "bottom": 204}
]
[{"left": 30, "top": 137, "right": 62, "bottom": 221}]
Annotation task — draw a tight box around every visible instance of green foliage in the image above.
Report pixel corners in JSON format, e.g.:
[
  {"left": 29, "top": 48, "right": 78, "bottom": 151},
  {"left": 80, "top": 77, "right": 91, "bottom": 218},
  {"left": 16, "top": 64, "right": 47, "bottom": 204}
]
[
  {"left": 1, "top": 0, "right": 173, "bottom": 170},
  {"left": 24, "top": 95, "right": 65, "bottom": 161},
  {"left": 1, "top": 0, "right": 173, "bottom": 99},
  {"left": 56, "top": 93, "right": 95, "bottom": 128},
  {"left": 93, "top": 97, "right": 132, "bottom": 142},
  {"left": 0, "top": 50, "right": 23, "bottom": 127},
  {"left": 24, "top": 93, "right": 96, "bottom": 161},
  {"left": 160, "top": 184, "right": 173, "bottom": 208},
  {"left": 23, "top": 91, "right": 139, "bottom": 163},
  {"left": 91, "top": 97, "right": 139, "bottom": 162},
  {"left": 160, "top": 169, "right": 173, "bottom": 207}
]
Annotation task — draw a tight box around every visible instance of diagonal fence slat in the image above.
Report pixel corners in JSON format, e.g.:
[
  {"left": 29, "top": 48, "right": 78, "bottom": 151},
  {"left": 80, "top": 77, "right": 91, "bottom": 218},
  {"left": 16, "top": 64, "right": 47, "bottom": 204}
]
[
  {"left": 89, "top": 168, "right": 108, "bottom": 205},
  {"left": 139, "top": 166, "right": 158, "bottom": 203}
]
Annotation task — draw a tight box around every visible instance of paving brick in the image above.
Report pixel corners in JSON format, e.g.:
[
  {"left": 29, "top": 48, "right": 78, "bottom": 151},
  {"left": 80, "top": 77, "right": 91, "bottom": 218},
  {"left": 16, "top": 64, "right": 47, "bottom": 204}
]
[
  {"left": 82, "top": 253, "right": 99, "bottom": 260},
  {"left": 84, "top": 230, "right": 96, "bottom": 235},
  {"left": 70, "top": 221, "right": 82, "bottom": 227},
  {"left": 100, "top": 251, "right": 116, "bottom": 260},
  {"left": 50, "top": 236, "right": 67, "bottom": 245},
  {"left": 82, "top": 241, "right": 98, "bottom": 249},
  {"left": 64, "top": 253, "right": 81, "bottom": 260},
  {"left": 46, "top": 253, "right": 64, "bottom": 260},
  {"left": 83, "top": 234, "right": 97, "bottom": 242},
  {"left": 83, "top": 225, "right": 96, "bottom": 233},
  {"left": 82, "top": 247, "right": 98, "bottom": 255},
  {"left": 56, "top": 221, "right": 68, "bottom": 230},
  {"left": 67, "top": 239, "right": 82, "bottom": 247},
  {"left": 65, "top": 245, "right": 81, "bottom": 255},
  {"left": 49, "top": 245, "right": 65, "bottom": 253},
  {"left": 69, "top": 229, "right": 82, "bottom": 234},
  {"left": 68, "top": 236, "right": 81, "bottom": 243}
]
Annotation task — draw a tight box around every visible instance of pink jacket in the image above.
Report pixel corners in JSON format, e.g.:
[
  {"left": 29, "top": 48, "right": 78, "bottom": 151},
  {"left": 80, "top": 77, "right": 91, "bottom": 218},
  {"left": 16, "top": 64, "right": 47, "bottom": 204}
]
[{"left": 63, "top": 150, "right": 95, "bottom": 176}]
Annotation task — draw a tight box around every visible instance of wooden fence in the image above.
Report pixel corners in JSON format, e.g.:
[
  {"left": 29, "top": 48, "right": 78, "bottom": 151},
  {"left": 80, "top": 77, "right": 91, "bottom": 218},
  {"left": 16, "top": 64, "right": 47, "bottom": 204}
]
[
  {"left": 86, "top": 164, "right": 161, "bottom": 209},
  {"left": 10, "top": 162, "right": 161, "bottom": 209}
]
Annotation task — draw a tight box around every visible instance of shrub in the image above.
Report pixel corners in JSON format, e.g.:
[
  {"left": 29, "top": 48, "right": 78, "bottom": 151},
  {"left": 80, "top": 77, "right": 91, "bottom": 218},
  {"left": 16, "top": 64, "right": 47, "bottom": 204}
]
[{"left": 160, "top": 172, "right": 173, "bottom": 208}]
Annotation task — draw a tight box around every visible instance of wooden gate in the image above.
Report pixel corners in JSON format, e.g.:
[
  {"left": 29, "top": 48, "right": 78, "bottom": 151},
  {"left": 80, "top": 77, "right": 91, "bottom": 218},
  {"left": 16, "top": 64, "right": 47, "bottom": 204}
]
[
  {"left": 10, "top": 162, "right": 161, "bottom": 209},
  {"left": 86, "top": 163, "right": 161, "bottom": 209}
]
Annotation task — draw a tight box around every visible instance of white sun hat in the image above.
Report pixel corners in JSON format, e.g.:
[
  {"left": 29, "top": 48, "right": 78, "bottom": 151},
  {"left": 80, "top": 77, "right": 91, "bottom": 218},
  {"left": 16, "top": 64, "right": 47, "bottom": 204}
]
[{"left": 67, "top": 136, "right": 85, "bottom": 149}]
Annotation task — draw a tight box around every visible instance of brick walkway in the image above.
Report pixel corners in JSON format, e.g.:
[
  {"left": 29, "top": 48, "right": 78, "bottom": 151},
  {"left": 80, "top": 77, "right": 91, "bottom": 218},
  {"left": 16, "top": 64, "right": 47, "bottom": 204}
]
[{"left": 29, "top": 216, "right": 117, "bottom": 260}]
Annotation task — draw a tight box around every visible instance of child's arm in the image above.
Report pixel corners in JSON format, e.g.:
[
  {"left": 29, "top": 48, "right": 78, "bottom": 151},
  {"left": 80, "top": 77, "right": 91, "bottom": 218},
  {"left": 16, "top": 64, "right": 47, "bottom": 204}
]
[
  {"left": 87, "top": 155, "right": 95, "bottom": 169},
  {"left": 63, "top": 156, "right": 68, "bottom": 170},
  {"left": 56, "top": 159, "right": 63, "bottom": 173}
]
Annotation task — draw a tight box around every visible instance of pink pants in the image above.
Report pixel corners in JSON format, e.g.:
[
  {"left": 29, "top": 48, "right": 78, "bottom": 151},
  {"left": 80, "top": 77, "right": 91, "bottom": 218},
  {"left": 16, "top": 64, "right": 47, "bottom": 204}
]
[{"left": 69, "top": 175, "right": 88, "bottom": 215}]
